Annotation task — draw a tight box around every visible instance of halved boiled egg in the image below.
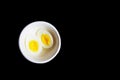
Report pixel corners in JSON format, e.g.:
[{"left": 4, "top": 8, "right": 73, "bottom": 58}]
[
  {"left": 37, "top": 30, "right": 53, "bottom": 48},
  {"left": 26, "top": 35, "right": 42, "bottom": 56}
]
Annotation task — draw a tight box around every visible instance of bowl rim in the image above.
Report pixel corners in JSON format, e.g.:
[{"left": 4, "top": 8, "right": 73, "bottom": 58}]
[{"left": 18, "top": 21, "right": 61, "bottom": 64}]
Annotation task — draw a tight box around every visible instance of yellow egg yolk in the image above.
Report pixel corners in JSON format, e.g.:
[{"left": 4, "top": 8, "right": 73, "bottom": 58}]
[
  {"left": 29, "top": 40, "right": 39, "bottom": 52},
  {"left": 41, "top": 34, "right": 51, "bottom": 46}
]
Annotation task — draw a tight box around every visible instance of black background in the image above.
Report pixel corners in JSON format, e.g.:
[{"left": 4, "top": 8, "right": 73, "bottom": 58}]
[{"left": 1, "top": 1, "right": 111, "bottom": 76}]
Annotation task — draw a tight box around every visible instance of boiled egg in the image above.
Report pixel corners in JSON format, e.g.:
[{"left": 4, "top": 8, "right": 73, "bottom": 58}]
[
  {"left": 26, "top": 35, "right": 42, "bottom": 56},
  {"left": 37, "top": 30, "right": 53, "bottom": 48}
]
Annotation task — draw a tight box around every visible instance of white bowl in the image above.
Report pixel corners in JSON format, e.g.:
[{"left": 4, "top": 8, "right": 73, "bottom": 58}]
[{"left": 18, "top": 21, "right": 61, "bottom": 64}]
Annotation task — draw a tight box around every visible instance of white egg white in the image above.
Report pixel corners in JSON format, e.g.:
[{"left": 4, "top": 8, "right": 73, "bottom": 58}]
[
  {"left": 25, "top": 34, "right": 43, "bottom": 57},
  {"left": 36, "top": 30, "right": 53, "bottom": 48}
]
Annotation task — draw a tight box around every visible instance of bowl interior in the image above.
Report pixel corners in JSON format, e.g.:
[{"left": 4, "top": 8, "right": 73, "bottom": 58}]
[{"left": 19, "top": 21, "right": 61, "bottom": 63}]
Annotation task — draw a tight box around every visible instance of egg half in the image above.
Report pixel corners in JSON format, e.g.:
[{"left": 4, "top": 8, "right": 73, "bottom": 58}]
[
  {"left": 26, "top": 35, "right": 42, "bottom": 56},
  {"left": 37, "top": 30, "right": 53, "bottom": 48}
]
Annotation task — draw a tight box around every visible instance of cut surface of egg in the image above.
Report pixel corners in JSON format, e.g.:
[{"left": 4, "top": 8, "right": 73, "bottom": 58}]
[
  {"left": 37, "top": 30, "right": 53, "bottom": 48},
  {"left": 26, "top": 35, "right": 42, "bottom": 56}
]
